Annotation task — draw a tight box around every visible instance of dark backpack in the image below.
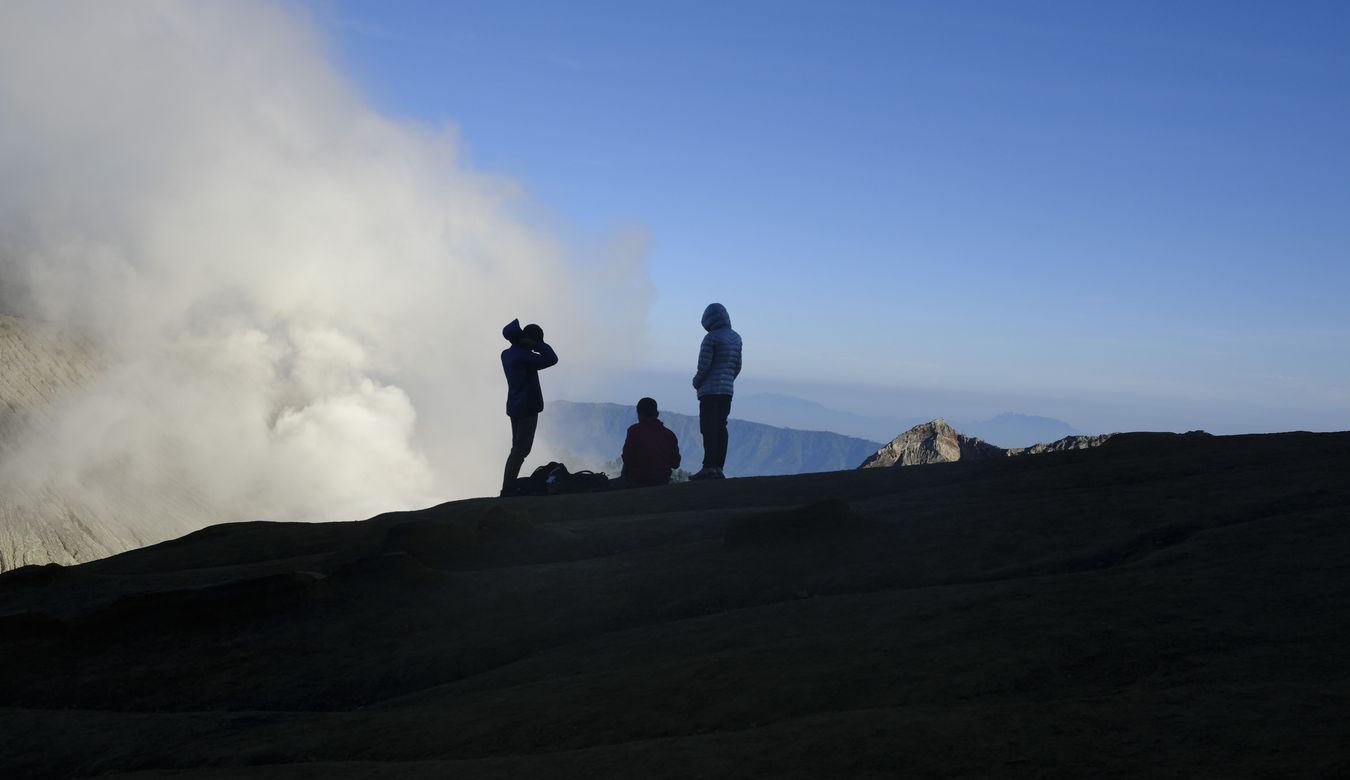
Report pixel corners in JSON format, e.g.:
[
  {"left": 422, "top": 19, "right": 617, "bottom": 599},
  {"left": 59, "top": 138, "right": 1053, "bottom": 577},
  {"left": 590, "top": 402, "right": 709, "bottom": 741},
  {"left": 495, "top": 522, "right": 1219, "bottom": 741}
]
[
  {"left": 506, "top": 462, "right": 609, "bottom": 497},
  {"left": 554, "top": 469, "right": 610, "bottom": 494},
  {"left": 502, "top": 461, "right": 559, "bottom": 496}
]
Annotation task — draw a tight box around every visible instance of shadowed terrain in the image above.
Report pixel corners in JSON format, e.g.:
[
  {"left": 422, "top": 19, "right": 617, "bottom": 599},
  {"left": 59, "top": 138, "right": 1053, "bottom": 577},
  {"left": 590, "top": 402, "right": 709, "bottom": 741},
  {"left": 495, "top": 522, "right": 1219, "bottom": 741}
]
[{"left": 2, "top": 431, "right": 1349, "bottom": 778}]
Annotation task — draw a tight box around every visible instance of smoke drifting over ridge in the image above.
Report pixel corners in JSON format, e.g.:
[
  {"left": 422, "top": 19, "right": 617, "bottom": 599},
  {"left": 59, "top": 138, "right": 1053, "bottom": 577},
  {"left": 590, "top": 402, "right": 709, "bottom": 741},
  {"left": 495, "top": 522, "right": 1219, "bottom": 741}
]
[{"left": 0, "top": 0, "right": 651, "bottom": 540}]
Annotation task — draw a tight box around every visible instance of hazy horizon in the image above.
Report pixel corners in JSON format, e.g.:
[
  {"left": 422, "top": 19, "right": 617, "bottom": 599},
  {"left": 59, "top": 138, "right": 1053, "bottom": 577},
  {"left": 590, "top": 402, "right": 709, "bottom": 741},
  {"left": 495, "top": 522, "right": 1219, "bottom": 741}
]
[{"left": 572, "top": 367, "right": 1342, "bottom": 440}]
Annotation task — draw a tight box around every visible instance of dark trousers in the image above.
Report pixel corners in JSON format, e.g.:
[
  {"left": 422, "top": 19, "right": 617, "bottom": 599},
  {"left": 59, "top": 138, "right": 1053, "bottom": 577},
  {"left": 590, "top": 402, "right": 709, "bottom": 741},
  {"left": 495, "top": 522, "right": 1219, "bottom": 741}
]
[
  {"left": 699, "top": 394, "right": 732, "bottom": 470},
  {"left": 503, "top": 413, "right": 538, "bottom": 489}
]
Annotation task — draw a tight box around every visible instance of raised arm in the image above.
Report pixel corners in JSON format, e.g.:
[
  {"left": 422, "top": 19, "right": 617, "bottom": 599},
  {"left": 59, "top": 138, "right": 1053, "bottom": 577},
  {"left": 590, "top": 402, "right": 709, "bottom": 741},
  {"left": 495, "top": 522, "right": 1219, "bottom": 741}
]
[{"left": 521, "top": 341, "right": 558, "bottom": 369}]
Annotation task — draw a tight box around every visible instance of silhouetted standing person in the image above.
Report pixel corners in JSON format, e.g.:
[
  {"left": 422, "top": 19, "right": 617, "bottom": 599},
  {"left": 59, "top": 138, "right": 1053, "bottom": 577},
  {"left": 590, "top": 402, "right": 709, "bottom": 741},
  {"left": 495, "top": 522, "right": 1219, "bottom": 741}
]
[
  {"left": 690, "top": 302, "right": 741, "bottom": 480},
  {"left": 613, "top": 397, "right": 681, "bottom": 488},
  {"left": 501, "top": 319, "right": 558, "bottom": 495}
]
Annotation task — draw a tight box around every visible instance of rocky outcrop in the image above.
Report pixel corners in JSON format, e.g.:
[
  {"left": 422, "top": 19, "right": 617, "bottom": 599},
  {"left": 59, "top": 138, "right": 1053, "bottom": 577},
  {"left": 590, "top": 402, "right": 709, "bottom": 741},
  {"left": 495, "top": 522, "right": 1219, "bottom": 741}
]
[
  {"left": 1008, "top": 433, "right": 1116, "bottom": 456},
  {"left": 859, "top": 422, "right": 1128, "bottom": 469},
  {"left": 859, "top": 418, "right": 1006, "bottom": 469}
]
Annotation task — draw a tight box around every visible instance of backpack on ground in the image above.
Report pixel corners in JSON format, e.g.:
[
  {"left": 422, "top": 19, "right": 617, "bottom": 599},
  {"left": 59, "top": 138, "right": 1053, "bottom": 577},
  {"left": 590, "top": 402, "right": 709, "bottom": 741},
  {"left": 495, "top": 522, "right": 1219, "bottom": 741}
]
[
  {"left": 555, "top": 469, "right": 610, "bottom": 493},
  {"left": 504, "top": 462, "right": 609, "bottom": 496}
]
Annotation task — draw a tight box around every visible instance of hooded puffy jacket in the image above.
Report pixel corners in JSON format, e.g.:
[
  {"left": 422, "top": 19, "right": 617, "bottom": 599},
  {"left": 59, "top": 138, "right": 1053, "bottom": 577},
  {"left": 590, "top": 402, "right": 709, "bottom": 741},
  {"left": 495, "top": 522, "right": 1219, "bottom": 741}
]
[{"left": 691, "top": 303, "right": 742, "bottom": 398}]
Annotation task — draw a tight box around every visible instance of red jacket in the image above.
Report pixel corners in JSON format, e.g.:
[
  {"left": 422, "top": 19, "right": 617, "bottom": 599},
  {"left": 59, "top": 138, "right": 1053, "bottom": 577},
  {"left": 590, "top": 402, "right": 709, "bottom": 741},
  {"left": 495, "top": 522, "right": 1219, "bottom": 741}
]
[{"left": 622, "top": 418, "right": 681, "bottom": 486}]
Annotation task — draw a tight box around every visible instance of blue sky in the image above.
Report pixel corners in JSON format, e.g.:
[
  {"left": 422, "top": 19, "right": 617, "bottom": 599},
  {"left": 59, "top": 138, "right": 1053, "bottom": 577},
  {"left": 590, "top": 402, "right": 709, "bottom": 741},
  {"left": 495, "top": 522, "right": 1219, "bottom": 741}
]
[{"left": 303, "top": 0, "right": 1348, "bottom": 432}]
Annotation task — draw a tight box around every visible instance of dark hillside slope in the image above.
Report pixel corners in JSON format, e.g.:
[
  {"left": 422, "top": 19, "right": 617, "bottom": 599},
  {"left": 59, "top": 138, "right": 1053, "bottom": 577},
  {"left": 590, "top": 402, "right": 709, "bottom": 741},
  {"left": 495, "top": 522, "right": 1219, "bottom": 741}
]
[{"left": 2, "top": 432, "right": 1349, "bottom": 778}]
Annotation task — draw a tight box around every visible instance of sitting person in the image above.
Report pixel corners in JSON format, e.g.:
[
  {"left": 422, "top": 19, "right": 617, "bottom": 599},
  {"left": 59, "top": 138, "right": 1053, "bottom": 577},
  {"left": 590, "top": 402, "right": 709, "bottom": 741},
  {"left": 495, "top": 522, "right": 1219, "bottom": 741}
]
[{"left": 614, "top": 397, "right": 681, "bottom": 488}]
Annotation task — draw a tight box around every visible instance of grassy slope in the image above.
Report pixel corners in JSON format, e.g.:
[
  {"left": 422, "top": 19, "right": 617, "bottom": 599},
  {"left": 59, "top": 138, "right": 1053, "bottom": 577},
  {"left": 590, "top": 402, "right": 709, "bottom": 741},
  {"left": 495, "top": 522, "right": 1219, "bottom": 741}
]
[{"left": 1, "top": 432, "right": 1348, "bottom": 778}]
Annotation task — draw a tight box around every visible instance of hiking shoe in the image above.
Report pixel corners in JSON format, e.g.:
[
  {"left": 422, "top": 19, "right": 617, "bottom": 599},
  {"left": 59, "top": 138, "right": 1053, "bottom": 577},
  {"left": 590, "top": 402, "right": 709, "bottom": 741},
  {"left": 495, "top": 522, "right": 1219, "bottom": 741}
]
[{"left": 689, "top": 467, "right": 719, "bottom": 481}]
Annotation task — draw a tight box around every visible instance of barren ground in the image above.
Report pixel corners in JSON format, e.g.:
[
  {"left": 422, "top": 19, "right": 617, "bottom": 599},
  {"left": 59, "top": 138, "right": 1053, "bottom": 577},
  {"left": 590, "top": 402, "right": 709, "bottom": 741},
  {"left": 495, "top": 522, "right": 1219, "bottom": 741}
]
[{"left": 2, "top": 431, "right": 1348, "bottom": 778}]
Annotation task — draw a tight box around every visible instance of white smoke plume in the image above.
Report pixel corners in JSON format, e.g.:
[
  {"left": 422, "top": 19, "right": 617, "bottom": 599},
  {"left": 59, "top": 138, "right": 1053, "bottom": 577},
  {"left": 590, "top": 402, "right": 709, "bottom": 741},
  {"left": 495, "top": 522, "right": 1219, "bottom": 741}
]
[{"left": 0, "top": 0, "right": 651, "bottom": 552}]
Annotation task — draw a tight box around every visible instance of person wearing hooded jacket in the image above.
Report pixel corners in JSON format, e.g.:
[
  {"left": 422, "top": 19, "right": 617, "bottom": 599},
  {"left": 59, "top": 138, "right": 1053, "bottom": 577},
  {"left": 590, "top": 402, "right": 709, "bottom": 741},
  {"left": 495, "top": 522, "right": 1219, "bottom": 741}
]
[
  {"left": 690, "top": 302, "right": 742, "bottom": 480},
  {"left": 501, "top": 318, "right": 558, "bottom": 494}
]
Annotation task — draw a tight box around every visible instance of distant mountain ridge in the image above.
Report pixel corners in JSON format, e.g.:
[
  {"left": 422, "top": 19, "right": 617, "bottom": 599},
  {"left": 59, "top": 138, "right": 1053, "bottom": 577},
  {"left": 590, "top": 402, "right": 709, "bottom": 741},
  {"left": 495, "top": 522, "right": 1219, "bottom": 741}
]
[
  {"left": 540, "top": 401, "right": 884, "bottom": 478},
  {"left": 731, "top": 393, "right": 925, "bottom": 441},
  {"left": 958, "top": 412, "right": 1081, "bottom": 448}
]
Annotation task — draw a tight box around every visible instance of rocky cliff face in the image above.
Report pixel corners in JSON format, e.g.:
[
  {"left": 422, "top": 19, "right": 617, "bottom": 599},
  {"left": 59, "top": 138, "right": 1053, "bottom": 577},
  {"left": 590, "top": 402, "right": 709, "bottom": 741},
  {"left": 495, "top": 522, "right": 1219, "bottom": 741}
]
[
  {"left": 1008, "top": 434, "right": 1116, "bottom": 456},
  {"left": 0, "top": 316, "right": 210, "bottom": 572},
  {"left": 0, "top": 316, "right": 101, "bottom": 450},
  {"left": 858, "top": 418, "right": 1006, "bottom": 469}
]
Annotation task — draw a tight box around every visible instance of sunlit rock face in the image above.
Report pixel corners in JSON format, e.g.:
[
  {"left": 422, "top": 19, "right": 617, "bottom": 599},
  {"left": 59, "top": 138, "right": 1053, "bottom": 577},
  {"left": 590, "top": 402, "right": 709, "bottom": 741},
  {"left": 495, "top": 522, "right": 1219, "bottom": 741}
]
[
  {"left": 0, "top": 315, "right": 100, "bottom": 447},
  {"left": 859, "top": 420, "right": 1122, "bottom": 470},
  {"left": 0, "top": 316, "right": 210, "bottom": 572},
  {"left": 858, "top": 418, "right": 1006, "bottom": 469},
  {"left": 1008, "top": 434, "right": 1116, "bottom": 456}
]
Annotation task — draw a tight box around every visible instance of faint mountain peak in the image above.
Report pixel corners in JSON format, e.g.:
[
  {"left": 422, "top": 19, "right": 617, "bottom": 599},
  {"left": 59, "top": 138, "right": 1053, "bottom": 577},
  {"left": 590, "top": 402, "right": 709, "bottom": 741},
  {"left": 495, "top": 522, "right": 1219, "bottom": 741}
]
[
  {"left": 741, "top": 392, "right": 831, "bottom": 411},
  {"left": 987, "top": 412, "right": 1071, "bottom": 423},
  {"left": 732, "top": 392, "right": 923, "bottom": 441},
  {"left": 956, "top": 412, "right": 1081, "bottom": 449}
]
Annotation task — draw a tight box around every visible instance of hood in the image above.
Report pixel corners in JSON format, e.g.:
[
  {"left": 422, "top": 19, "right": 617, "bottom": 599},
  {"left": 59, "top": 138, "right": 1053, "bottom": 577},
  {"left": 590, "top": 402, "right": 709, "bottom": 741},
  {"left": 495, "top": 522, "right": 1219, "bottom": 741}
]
[
  {"left": 701, "top": 303, "right": 731, "bottom": 332},
  {"left": 502, "top": 318, "right": 522, "bottom": 343}
]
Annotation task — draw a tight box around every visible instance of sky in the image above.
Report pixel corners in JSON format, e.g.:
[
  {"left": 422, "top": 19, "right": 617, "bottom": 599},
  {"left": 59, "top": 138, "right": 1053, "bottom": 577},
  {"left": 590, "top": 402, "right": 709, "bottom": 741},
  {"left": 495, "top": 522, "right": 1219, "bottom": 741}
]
[
  {"left": 300, "top": 0, "right": 1350, "bottom": 434},
  {"left": 0, "top": 0, "right": 1345, "bottom": 532}
]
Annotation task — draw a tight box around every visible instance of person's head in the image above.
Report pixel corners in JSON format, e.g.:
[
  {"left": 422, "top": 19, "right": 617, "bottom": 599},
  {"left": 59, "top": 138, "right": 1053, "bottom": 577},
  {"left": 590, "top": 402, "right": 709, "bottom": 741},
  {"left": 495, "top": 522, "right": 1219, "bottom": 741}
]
[
  {"left": 636, "top": 397, "right": 659, "bottom": 419},
  {"left": 701, "top": 303, "right": 730, "bottom": 332},
  {"left": 522, "top": 323, "right": 544, "bottom": 343}
]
